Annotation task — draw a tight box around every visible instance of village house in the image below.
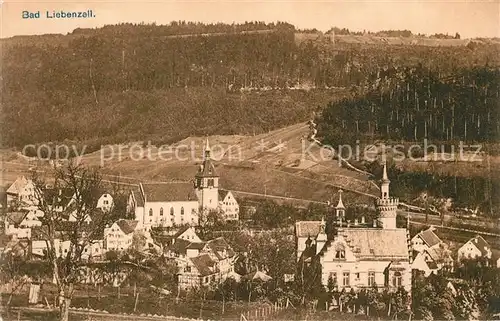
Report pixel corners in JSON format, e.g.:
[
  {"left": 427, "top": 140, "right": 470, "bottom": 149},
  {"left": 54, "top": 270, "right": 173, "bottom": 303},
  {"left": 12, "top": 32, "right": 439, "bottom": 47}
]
[
  {"left": 412, "top": 245, "right": 454, "bottom": 276},
  {"left": 295, "top": 162, "right": 412, "bottom": 293},
  {"left": 411, "top": 227, "right": 453, "bottom": 276},
  {"left": 159, "top": 227, "right": 237, "bottom": 289},
  {"left": 6, "top": 176, "right": 37, "bottom": 208},
  {"left": 457, "top": 235, "right": 492, "bottom": 261},
  {"left": 128, "top": 139, "right": 239, "bottom": 229},
  {"left": 103, "top": 219, "right": 140, "bottom": 252},
  {"left": 411, "top": 227, "right": 444, "bottom": 253},
  {"left": 218, "top": 190, "right": 239, "bottom": 221},
  {"left": 4, "top": 209, "right": 42, "bottom": 239},
  {"left": 30, "top": 226, "right": 104, "bottom": 260}
]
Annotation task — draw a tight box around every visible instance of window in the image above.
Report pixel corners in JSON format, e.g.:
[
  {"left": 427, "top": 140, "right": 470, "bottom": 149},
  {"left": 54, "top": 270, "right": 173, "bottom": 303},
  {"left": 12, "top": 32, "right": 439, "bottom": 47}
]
[
  {"left": 181, "top": 207, "right": 184, "bottom": 215},
  {"left": 329, "top": 272, "right": 337, "bottom": 285},
  {"left": 392, "top": 272, "right": 402, "bottom": 288},
  {"left": 160, "top": 208, "right": 164, "bottom": 216},
  {"left": 208, "top": 179, "right": 214, "bottom": 187},
  {"left": 170, "top": 207, "right": 174, "bottom": 216},
  {"left": 335, "top": 247, "right": 346, "bottom": 259},
  {"left": 104, "top": 200, "right": 109, "bottom": 205},
  {"left": 149, "top": 208, "right": 153, "bottom": 216},
  {"left": 368, "top": 271, "right": 376, "bottom": 287},
  {"left": 185, "top": 266, "right": 191, "bottom": 272},
  {"left": 342, "top": 272, "right": 350, "bottom": 287},
  {"left": 355, "top": 273, "right": 360, "bottom": 280}
]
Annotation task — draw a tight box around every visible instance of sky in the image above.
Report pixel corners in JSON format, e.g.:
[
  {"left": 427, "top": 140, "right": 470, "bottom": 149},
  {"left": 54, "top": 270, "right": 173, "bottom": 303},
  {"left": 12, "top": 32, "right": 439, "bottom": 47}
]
[{"left": 1, "top": 0, "right": 499, "bottom": 39}]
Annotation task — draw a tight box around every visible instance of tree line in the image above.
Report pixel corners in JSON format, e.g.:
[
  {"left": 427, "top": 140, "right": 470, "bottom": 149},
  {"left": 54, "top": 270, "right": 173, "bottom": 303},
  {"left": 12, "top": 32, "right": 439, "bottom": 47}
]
[
  {"left": 317, "top": 65, "right": 500, "bottom": 145},
  {"left": 2, "top": 22, "right": 499, "bottom": 148}
]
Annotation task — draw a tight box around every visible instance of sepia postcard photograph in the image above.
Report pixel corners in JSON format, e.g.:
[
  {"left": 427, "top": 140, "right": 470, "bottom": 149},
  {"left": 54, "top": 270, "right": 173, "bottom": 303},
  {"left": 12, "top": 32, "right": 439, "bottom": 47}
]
[{"left": 0, "top": 0, "right": 499, "bottom": 320}]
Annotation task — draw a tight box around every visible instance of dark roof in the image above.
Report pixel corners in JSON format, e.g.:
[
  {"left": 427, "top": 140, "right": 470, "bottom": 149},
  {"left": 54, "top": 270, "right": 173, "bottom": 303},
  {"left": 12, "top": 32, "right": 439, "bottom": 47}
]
[
  {"left": 218, "top": 190, "right": 229, "bottom": 200},
  {"left": 141, "top": 183, "right": 197, "bottom": 202},
  {"left": 190, "top": 254, "right": 217, "bottom": 276},
  {"left": 116, "top": 219, "right": 138, "bottom": 235},
  {"left": 187, "top": 242, "right": 207, "bottom": 250},
  {"left": 195, "top": 157, "right": 218, "bottom": 178},
  {"left": 44, "top": 188, "right": 74, "bottom": 207},
  {"left": 31, "top": 226, "right": 68, "bottom": 241},
  {"left": 167, "top": 238, "right": 192, "bottom": 255},
  {"left": 173, "top": 226, "right": 191, "bottom": 238},
  {"left": 6, "top": 211, "right": 28, "bottom": 225},
  {"left": 417, "top": 228, "right": 442, "bottom": 247},
  {"left": 129, "top": 185, "right": 145, "bottom": 207},
  {"left": 470, "top": 235, "right": 490, "bottom": 257}
]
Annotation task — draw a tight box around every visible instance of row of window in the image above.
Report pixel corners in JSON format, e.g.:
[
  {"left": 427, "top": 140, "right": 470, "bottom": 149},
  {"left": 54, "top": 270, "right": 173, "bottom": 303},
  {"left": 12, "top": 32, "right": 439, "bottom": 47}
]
[
  {"left": 149, "top": 207, "right": 196, "bottom": 216},
  {"left": 149, "top": 217, "right": 196, "bottom": 224},
  {"left": 329, "top": 271, "right": 402, "bottom": 288}
]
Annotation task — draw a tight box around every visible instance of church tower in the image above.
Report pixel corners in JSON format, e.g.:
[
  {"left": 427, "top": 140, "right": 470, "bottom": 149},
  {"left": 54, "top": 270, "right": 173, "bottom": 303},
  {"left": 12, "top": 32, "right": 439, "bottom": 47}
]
[
  {"left": 376, "top": 161, "right": 399, "bottom": 229},
  {"left": 194, "top": 138, "right": 219, "bottom": 211}
]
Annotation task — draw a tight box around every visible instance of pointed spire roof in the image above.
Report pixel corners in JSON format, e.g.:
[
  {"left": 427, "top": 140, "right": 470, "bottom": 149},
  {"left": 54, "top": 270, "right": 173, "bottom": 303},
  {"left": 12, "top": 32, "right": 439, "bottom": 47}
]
[
  {"left": 382, "top": 161, "right": 390, "bottom": 182},
  {"left": 205, "top": 137, "right": 211, "bottom": 153},
  {"left": 196, "top": 137, "right": 218, "bottom": 178},
  {"left": 336, "top": 189, "right": 345, "bottom": 209}
]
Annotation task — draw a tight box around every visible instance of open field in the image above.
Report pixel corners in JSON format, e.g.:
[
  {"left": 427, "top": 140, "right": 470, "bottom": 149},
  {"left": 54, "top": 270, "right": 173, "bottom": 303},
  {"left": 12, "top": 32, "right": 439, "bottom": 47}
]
[{"left": 1, "top": 123, "right": 379, "bottom": 205}]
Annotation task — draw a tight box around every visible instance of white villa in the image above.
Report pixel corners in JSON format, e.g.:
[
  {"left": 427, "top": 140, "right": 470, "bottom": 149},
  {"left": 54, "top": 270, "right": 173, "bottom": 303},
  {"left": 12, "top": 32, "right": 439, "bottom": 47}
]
[{"left": 295, "top": 162, "right": 412, "bottom": 292}]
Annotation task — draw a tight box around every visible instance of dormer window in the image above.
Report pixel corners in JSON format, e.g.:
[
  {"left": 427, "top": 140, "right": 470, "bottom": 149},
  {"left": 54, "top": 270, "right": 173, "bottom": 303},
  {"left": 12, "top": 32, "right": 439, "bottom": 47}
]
[{"left": 335, "top": 245, "right": 346, "bottom": 259}]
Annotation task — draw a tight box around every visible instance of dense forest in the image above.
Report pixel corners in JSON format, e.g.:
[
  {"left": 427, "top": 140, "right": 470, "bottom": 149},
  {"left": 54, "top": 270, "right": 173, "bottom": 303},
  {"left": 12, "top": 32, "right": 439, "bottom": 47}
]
[
  {"left": 317, "top": 66, "right": 500, "bottom": 145},
  {"left": 2, "top": 22, "right": 500, "bottom": 148}
]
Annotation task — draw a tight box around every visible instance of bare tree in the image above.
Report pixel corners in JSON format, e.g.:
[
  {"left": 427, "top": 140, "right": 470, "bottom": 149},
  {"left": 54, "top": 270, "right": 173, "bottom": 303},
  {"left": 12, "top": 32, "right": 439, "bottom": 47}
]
[{"left": 31, "top": 162, "right": 113, "bottom": 321}]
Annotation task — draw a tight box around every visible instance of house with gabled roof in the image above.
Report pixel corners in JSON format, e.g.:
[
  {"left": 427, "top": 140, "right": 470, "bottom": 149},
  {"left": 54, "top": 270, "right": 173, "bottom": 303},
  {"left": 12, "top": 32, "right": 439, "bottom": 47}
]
[
  {"left": 4, "top": 209, "right": 42, "bottom": 239},
  {"left": 161, "top": 226, "right": 237, "bottom": 289},
  {"left": 412, "top": 243, "right": 454, "bottom": 276},
  {"left": 411, "top": 227, "right": 443, "bottom": 253},
  {"left": 218, "top": 190, "right": 239, "bottom": 221},
  {"left": 6, "top": 176, "right": 37, "bottom": 208},
  {"left": 458, "top": 235, "right": 492, "bottom": 261},
  {"left": 104, "top": 219, "right": 139, "bottom": 252}
]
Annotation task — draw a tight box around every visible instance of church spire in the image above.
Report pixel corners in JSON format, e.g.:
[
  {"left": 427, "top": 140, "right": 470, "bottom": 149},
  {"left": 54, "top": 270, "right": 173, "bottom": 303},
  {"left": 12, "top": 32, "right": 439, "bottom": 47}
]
[{"left": 204, "top": 137, "right": 211, "bottom": 160}]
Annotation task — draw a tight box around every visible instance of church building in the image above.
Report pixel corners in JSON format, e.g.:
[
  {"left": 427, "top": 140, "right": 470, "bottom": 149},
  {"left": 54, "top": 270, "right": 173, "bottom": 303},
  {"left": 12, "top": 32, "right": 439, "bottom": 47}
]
[
  {"left": 295, "top": 162, "right": 412, "bottom": 293},
  {"left": 128, "top": 138, "right": 239, "bottom": 230}
]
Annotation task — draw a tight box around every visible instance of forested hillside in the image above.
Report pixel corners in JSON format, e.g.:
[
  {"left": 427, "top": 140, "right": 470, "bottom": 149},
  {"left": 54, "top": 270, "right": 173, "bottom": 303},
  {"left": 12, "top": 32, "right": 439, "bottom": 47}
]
[
  {"left": 2, "top": 21, "right": 499, "bottom": 147},
  {"left": 317, "top": 66, "right": 500, "bottom": 145}
]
